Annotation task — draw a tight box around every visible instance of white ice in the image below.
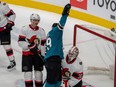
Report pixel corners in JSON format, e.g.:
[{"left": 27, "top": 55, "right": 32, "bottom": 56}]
[{"left": 0, "top": 4, "right": 114, "bottom": 87}]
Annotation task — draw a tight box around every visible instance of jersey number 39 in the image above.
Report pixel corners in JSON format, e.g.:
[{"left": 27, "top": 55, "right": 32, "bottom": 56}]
[{"left": 46, "top": 37, "right": 52, "bottom": 51}]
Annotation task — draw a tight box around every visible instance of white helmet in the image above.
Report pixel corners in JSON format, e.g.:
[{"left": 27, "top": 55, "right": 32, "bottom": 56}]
[
  {"left": 30, "top": 13, "right": 40, "bottom": 21},
  {"left": 68, "top": 46, "right": 79, "bottom": 62}
]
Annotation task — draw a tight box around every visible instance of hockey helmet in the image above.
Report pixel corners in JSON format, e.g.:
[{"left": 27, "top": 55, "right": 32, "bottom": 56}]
[
  {"left": 68, "top": 46, "right": 79, "bottom": 62},
  {"left": 30, "top": 13, "right": 40, "bottom": 21}
]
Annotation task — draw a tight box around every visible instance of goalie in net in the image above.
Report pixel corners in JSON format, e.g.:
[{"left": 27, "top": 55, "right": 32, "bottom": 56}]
[
  {"left": 62, "top": 46, "right": 84, "bottom": 87},
  {"left": 73, "top": 24, "right": 116, "bottom": 85}
]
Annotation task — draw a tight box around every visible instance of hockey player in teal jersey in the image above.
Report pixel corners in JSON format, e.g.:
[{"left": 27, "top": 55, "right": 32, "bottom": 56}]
[{"left": 45, "top": 3, "right": 71, "bottom": 87}]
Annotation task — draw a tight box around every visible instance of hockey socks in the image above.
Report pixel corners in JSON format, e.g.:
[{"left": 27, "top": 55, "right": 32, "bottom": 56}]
[{"left": 25, "top": 80, "right": 33, "bottom": 87}]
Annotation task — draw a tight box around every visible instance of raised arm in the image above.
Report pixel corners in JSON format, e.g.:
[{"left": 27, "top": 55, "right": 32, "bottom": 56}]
[{"left": 59, "top": 4, "right": 71, "bottom": 29}]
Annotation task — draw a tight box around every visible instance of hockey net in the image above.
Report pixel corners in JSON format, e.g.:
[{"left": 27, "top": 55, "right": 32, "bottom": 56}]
[{"left": 72, "top": 24, "right": 116, "bottom": 87}]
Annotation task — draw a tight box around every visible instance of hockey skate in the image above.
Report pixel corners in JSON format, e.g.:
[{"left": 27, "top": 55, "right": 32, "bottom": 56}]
[{"left": 7, "top": 60, "right": 16, "bottom": 71}]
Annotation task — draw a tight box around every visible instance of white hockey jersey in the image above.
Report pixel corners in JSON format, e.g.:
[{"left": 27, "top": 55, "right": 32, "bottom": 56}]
[
  {"left": 18, "top": 25, "right": 46, "bottom": 56},
  {"left": 62, "top": 52, "right": 84, "bottom": 87},
  {"left": 0, "top": 2, "right": 16, "bottom": 31}
]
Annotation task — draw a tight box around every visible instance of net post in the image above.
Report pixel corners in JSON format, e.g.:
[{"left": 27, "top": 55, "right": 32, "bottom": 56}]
[
  {"left": 114, "top": 44, "right": 116, "bottom": 87},
  {"left": 73, "top": 25, "right": 77, "bottom": 46}
]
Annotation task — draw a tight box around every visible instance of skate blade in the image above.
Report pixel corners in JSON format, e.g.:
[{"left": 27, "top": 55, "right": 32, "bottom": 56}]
[{"left": 7, "top": 66, "right": 16, "bottom": 72}]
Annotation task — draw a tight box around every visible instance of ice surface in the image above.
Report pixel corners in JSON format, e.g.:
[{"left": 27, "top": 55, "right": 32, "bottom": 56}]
[{"left": 0, "top": 4, "right": 114, "bottom": 87}]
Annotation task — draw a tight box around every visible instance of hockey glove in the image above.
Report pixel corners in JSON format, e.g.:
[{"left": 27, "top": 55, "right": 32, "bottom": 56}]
[
  {"left": 28, "top": 43, "right": 38, "bottom": 54},
  {"left": 5, "top": 22, "right": 14, "bottom": 32},
  {"left": 29, "top": 35, "right": 40, "bottom": 45},
  {"left": 62, "top": 4, "right": 71, "bottom": 16}
]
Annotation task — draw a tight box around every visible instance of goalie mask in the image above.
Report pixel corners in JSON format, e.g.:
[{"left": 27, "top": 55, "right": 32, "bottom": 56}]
[
  {"left": 30, "top": 13, "right": 40, "bottom": 21},
  {"left": 68, "top": 46, "right": 79, "bottom": 62}
]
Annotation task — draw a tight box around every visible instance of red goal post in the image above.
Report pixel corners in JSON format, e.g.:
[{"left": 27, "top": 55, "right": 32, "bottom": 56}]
[{"left": 73, "top": 24, "right": 116, "bottom": 87}]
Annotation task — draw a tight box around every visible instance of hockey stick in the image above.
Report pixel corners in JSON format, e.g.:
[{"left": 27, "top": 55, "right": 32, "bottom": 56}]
[{"left": 37, "top": 53, "right": 45, "bottom": 65}]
